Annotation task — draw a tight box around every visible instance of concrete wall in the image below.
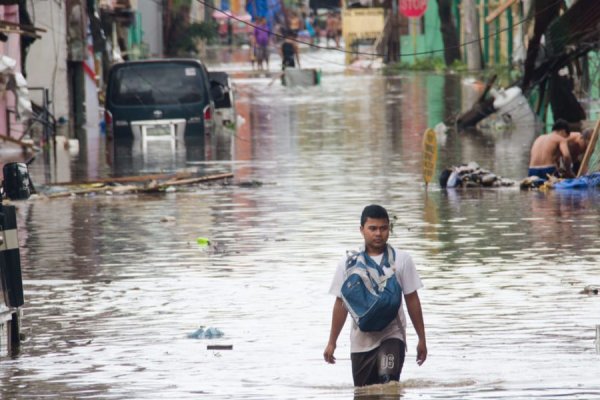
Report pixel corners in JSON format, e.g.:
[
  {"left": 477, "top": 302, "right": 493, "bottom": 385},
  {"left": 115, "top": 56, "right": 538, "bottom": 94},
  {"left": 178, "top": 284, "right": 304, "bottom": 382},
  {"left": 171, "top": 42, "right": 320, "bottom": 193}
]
[
  {"left": 137, "top": 0, "right": 163, "bottom": 58},
  {"left": 0, "top": 5, "right": 21, "bottom": 139},
  {"left": 25, "top": 1, "right": 70, "bottom": 124}
]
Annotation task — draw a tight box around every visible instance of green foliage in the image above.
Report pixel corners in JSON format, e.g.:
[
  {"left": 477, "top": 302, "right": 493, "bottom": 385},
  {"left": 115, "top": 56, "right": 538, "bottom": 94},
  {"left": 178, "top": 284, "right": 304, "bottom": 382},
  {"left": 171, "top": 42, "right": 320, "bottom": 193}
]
[
  {"left": 384, "top": 57, "right": 448, "bottom": 73},
  {"left": 383, "top": 57, "right": 523, "bottom": 81},
  {"left": 173, "top": 21, "right": 219, "bottom": 55},
  {"left": 189, "top": 21, "right": 219, "bottom": 41},
  {"left": 479, "top": 64, "right": 522, "bottom": 87}
]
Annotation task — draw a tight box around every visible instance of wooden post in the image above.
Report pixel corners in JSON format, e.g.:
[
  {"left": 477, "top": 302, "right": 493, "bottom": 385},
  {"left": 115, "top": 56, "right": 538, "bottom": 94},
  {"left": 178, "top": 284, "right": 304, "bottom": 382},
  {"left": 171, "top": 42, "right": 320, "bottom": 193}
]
[
  {"left": 507, "top": 5, "right": 513, "bottom": 66},
  {"left": 463, "top": 0, "right": 482, "bottom": 70},
  {"left": 494, "top": 15, "right": 500, "bottom": 65},
  {"left": 483, "top": 0, "right": 489, "bottom": 65}
]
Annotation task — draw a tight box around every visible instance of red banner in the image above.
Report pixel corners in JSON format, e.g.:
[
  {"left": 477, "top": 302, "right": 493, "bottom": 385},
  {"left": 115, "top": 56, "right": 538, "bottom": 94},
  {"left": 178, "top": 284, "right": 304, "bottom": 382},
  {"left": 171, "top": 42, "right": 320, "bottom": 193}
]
[{"left": 399, "top": 0, "right": 428, "bottom": 18}]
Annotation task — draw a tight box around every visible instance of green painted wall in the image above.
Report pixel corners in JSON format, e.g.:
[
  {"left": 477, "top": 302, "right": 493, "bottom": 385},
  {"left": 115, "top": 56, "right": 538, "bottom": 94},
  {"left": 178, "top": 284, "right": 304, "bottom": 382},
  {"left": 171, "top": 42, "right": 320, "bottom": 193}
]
[
  {"left": 128, "top": 12, "right": 145, "bottom": 60},
  {"left": 398, "top": 1, "right": 445, "bottom": 64}
]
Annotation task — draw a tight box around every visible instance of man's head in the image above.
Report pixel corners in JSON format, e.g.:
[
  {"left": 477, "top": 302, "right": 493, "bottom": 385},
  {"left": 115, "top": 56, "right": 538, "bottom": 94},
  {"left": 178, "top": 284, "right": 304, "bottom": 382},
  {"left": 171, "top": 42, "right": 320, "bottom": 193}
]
[
  {"left": 360, "top": 205, "right": 390, "bottom": 254},
  {"left": 552, "top": 119, "right": 570, "bottom": 136},
  {"left": 360, "top": 204, "right": 389, "bottom": 226},
  {"left": 582, "top": 128, "right": 593, "bottom": 144}
]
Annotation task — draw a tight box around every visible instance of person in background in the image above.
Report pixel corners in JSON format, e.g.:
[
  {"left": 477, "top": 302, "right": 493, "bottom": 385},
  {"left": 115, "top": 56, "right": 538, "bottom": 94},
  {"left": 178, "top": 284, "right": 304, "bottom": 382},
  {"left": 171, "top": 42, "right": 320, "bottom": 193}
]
[
  {"left": 312, "top": 12, "right": 321, "bottom": 44},
  {"left": 248, "top": 30, "right": 256, "bottom": 70},
  {"left": 254, "top": 18, "right": 270, "bottom": 71},
  {"left": 304, "top": 12, "right": 316, "bottom": 44},
  {"left": 227, "top": 18, "right": 233, "bottom": 46},
  {"left": 528, "top": 119, "right": 574, "bottom": 180},
  {"left": 281, "top": 31, "right": 300, "bottom": 70},
  {"left": 288, "top": 11, "right": 302, "bottom": 36},
  {"left": 326, "top": 11, "right": 340, "bottom": 48},
  {"left": 323, "top": 204, "right": 427, "bottom": 387}
]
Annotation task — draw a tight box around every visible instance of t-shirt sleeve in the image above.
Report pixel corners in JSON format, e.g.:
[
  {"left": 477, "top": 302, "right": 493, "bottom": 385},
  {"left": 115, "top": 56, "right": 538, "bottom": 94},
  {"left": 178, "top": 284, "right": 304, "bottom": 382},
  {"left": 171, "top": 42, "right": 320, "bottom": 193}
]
[
  {"left": 328, "top": 257, "right": 346, "bottom": 297},
  {"left": 397, "top": 252, "right": 423, "bottom": 295}
]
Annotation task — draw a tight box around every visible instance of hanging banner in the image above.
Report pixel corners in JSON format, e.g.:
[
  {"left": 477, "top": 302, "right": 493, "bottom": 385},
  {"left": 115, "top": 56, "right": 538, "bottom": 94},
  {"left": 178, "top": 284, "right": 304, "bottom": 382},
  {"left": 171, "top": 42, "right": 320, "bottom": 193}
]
[{"left": 399, "top": 0, "right": 428, "bottom": 18}]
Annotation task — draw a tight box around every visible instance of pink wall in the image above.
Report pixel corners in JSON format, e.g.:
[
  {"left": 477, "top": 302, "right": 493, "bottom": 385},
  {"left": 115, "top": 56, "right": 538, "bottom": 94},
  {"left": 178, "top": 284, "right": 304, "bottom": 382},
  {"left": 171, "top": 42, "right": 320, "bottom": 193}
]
[{"left": 0, "top": 5, "right": 21, "bottom": 139}]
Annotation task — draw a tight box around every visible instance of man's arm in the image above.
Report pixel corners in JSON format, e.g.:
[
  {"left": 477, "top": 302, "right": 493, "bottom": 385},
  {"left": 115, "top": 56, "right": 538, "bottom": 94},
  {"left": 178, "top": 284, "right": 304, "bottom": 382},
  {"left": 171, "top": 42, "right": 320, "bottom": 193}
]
[
  {"left": 404, "top": 291, "right": 427, "bottom": 365},
  {"left": 323, "top": 297, "right": 347, "bottom": 364},
  {"left": 559, "top": 139, "right": 575, "bottom": 177}
]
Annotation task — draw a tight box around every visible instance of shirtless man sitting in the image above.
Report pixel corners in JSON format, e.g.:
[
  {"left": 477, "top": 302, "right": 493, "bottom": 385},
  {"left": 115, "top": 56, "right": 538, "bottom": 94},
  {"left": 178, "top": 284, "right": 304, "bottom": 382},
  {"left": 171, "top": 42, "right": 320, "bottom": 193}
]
[
  {"left": 528, "top": 119, "right": 574, "bottom": 180},
  {"left": 567, "top": 128, "right": 592, "bottom": 175}
]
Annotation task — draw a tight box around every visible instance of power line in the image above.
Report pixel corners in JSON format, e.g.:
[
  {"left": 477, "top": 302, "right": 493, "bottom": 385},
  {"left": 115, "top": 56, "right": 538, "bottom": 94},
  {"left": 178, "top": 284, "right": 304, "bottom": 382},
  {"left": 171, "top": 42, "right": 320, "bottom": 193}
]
[{"left": 196, "top": 0, "right": 565, "bottom": 59}]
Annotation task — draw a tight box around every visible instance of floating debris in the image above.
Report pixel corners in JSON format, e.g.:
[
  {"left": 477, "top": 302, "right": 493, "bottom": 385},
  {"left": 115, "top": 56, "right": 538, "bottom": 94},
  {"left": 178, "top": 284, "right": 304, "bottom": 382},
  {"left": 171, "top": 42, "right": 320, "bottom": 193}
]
[
  {"left": 440, "top": 162, "right": 514, "bottom": 188},
  {"left": 236, "top": 180, "right": 263, "bottom": 188},
  {"left": 581, "top": 285, "right": 599, "bottom": 295},
  {"left": 196, "top": 237, "right": 210, "bottom": 246},
  {"left": 520, "top": 175, "right": 546, "bottom": 190},
  {"left": 187, "top": 326, "right": 224, "bottom": 339},
  {"left": 36, "top": 172, "right": 233, "bottom": 199},
  {"left": 207, "top": 345, "right": 233, "bottom": 350}
]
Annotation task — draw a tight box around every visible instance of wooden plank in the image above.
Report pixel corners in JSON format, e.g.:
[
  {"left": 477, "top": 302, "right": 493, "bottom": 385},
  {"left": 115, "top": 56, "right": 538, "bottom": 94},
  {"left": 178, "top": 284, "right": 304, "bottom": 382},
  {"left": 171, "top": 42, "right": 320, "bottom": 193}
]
[
  {"left": 158, "top": 173, "right": 234, "bottom": 187},
  {"left": 48, "top": 172, "right": 194, "bottom": 186},
  {"left": 46, "top": 173, "right": 234, "bottom": 198},
  {"left": 0, "top": 134, "right": 36, "bottom": 149},
  {"left": 207, "top": 345, "right": 233, "bottom": 350},
  {"left": 576, "top": 118, "right": 600, "bottom": 177},
  {"left": 0, "top": 19, "right": 47, "bottom": 32},
  {"left": 485, "top": 0, "right": 518, "bottom": 24}
]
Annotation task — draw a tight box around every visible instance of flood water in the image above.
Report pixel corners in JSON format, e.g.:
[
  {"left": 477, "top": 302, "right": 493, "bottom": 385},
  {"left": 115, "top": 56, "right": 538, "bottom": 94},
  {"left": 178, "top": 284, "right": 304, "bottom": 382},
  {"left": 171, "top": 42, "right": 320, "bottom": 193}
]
[{"left": 2, "top": 48, "right": 600, "bottom": 399}]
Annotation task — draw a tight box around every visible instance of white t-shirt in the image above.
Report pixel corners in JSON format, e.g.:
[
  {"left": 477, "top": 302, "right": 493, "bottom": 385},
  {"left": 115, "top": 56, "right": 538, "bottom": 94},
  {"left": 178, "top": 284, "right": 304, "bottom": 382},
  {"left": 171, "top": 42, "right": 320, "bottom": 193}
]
[{"left": 329, "top": 248, "right": 423, "bottom": 353}]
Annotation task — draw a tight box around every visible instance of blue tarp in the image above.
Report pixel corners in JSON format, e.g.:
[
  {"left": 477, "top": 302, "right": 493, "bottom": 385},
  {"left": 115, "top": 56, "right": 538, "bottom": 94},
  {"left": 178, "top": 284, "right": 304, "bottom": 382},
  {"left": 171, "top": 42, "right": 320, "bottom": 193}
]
[
  {"left": 246, "top": 0, "right": 282, "bottom": 30},
  {"left": 552, "top": 172, "right": 600, "bottom": 189},
  {"left": 246, "top": 0, "right": 268, "bottom": 19}
]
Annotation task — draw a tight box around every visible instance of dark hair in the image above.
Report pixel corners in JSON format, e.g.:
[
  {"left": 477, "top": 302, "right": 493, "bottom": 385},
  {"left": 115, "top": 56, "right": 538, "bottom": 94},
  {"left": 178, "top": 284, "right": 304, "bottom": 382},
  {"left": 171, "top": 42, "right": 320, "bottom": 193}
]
[
  {"left": 552, "top": 119, "right": 570, "bottom": 134},
  {"left": 439, "top": 168, "right": 452, "bottom": 188},
  {"left": 582, "top": 128, "right": 593, "bottom": 142},
  {"left": 360, "top": 204, "right": 389, "bottom": 226}
]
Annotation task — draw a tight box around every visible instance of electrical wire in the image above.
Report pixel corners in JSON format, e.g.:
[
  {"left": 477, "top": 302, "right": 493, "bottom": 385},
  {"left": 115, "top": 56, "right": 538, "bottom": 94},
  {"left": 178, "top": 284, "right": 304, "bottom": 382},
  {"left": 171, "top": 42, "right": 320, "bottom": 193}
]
[{"left": 195, "top": 0, "right": 566, "bottom": 59}]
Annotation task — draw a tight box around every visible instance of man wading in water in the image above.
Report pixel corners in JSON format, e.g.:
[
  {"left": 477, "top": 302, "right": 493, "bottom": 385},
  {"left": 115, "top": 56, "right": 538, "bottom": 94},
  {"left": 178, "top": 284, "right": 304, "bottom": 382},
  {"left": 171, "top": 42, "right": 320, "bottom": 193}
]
[{"left": 323, "top": 204, "right": 427, "bottom": 386}]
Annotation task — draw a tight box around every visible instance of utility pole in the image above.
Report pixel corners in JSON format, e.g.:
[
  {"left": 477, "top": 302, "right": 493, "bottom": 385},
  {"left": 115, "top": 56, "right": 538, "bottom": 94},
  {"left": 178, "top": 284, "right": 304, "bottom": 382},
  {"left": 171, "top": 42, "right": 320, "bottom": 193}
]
[
  {"left": 388, "top": 0, "right": 399, "bottom": 63},
  {"left": 436, "top": 0, "right": 460, "bottom": 66},
  {"left": 463, "top": 0, "right": 482, "bottom": 70}
]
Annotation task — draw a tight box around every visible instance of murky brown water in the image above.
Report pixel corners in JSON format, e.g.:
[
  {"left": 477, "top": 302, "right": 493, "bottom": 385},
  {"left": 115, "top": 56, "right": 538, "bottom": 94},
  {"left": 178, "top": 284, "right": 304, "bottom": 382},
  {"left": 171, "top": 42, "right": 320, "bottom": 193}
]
[{"left": 2, "top": 49, "right": 600, "bottom": 399}]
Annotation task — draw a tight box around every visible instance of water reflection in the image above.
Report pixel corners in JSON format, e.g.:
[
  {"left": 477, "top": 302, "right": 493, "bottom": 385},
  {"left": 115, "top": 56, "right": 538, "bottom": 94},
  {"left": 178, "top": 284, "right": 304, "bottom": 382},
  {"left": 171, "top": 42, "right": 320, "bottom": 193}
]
[{"left": 2, "top": 68, "right": 600, "bottom": 399}]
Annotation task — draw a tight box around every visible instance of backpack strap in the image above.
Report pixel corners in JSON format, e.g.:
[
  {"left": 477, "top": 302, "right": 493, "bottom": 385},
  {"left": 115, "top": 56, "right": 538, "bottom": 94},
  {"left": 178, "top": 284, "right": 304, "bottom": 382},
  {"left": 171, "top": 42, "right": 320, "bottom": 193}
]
[{"left": 345, "top": 250, "right": 360, "bottom": 269}]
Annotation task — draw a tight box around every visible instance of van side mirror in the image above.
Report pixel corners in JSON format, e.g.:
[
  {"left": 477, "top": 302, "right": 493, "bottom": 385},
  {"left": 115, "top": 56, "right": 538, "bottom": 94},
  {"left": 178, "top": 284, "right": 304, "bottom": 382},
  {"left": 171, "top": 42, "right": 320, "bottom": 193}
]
[{"left": 2, "top": 163, "right": 33, "bottom": 201}]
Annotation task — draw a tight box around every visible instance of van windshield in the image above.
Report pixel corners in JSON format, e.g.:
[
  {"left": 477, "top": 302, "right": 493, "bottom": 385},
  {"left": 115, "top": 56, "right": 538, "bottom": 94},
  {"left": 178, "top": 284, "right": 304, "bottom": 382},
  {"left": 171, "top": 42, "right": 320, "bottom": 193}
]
[{"left": 110, "top": 63, "right": 206, "bottom": 106}]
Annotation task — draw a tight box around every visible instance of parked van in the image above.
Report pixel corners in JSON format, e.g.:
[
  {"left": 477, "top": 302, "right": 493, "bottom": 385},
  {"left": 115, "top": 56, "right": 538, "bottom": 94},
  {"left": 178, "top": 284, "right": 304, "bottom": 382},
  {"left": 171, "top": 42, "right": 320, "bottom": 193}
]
[{"left": 105, "top": 59, "right": 224, "bottom": 145}]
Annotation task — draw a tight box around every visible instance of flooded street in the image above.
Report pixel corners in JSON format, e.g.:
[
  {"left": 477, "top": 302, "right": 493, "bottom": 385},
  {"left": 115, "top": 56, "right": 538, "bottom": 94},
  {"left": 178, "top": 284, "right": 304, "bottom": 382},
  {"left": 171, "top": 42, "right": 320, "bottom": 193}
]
[{"left": 2, "top": 49, "right": 600, "bottom": 399}]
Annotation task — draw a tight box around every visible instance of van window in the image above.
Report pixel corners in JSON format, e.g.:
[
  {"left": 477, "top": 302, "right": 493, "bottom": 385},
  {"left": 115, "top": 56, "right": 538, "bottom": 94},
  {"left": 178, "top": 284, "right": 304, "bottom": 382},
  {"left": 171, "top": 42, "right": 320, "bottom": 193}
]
[{"left": 110, "top": 63, "right": 206, "bottom": 106}]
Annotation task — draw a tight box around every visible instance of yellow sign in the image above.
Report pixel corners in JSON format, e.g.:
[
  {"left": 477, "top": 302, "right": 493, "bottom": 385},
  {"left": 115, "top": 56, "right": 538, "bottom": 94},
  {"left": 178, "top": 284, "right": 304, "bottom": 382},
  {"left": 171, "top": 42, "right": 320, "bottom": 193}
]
[
  {"left": 342, "top": 8, "right": 385, "bottom": 39},
  {"left": 342, "top": 8, "right": 385, "bottom": 64},
  {"left": 422, "top": 128, "right": 437, "bottom": 185}
]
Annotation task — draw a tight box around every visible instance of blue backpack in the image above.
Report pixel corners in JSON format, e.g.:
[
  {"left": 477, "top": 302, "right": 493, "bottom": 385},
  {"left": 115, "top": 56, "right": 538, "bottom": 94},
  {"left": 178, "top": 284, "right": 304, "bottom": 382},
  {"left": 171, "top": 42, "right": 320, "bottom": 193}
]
[{"left": 341, "top": 246, "right": 402, "bottom": 332}]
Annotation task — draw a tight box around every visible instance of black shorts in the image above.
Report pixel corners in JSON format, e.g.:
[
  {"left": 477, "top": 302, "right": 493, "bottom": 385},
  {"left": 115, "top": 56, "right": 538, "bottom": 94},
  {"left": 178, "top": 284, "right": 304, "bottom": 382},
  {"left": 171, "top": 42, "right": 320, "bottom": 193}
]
[{"left": 350, "top": 338, "right": 405, "bottom": 387}]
